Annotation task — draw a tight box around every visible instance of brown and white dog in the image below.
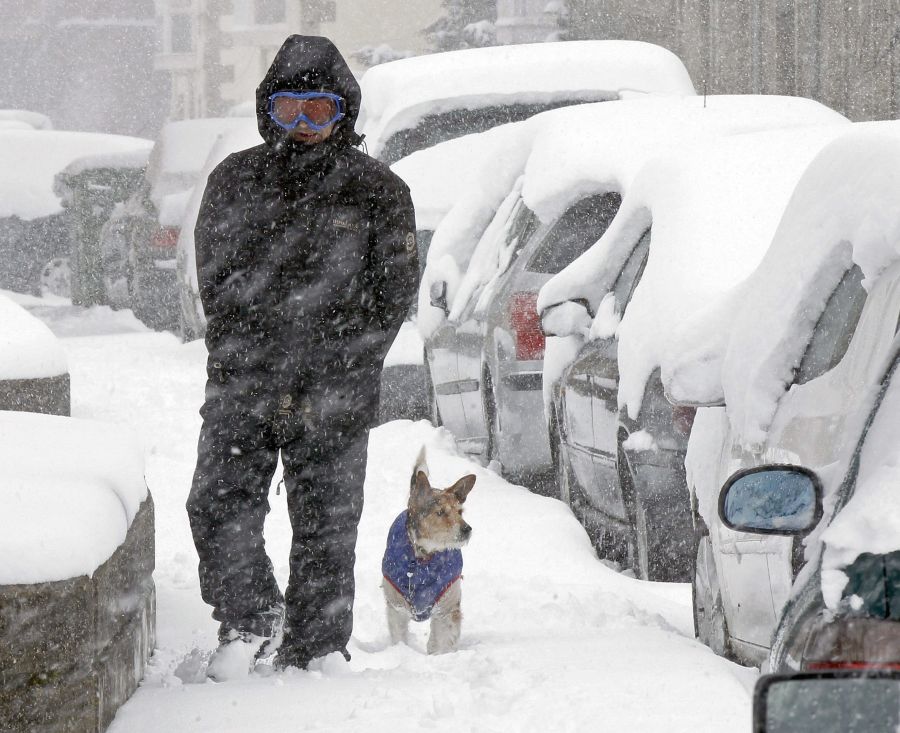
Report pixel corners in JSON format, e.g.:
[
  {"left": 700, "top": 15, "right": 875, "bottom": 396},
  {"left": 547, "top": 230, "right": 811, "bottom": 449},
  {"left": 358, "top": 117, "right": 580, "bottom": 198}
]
[{"left": 381, "top": 449, "right": 475, "bottom": 654}]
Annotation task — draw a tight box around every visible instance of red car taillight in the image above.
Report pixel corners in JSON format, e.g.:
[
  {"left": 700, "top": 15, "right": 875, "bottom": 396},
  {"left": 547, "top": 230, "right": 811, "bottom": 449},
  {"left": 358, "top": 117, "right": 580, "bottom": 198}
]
[
  {"left": 673, "top": 405, "right": 696, "bottom": 436},
  {"left": 508, "top": 291, "right": 544, "bottom": 361},
  {"left": 806, "top": 661, "right": 900, "bottom": 671},
  {"left": 150, "top": 226, "right": 180, "bottom": 250}
]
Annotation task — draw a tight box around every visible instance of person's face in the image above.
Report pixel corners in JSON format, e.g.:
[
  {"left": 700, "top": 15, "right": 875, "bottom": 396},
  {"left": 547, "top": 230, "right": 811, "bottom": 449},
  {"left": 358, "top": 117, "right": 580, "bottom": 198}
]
[{"left": 289, "top": 121, "right": 336, "bottom": 144}]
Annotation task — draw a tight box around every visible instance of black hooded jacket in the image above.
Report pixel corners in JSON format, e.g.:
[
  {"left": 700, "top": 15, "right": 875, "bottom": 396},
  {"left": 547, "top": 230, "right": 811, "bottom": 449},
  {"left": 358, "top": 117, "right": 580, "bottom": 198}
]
[{"left": 194, "top": 36, "right": 417, "bottom": 446}]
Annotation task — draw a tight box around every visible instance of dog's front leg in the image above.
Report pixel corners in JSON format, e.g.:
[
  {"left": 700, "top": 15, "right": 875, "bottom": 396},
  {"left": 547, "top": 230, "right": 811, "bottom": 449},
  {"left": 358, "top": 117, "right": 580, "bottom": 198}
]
[
  {"left": 383, "top": 582, "right": 410, "bottom": 644},
  {"left": 427, "top": 580, "right": 462, "bottom": 654}
]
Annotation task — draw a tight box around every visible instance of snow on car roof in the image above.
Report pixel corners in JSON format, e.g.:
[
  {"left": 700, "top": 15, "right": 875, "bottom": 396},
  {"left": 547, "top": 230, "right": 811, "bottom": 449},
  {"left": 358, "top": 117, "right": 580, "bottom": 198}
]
[
  {"left": 0, "top": 129, "right": 153, "bottom": 220},
  {"left": 359, "top": 40, "right": 696, "bottom": 158},
  {"left": 157, "top": 117, "right": 259, "bottom": 176},
  {"left": 666, "top": 121, "right": 900, "bottom": 447},
  {"left": 607, "top": 124, "right": 851, "bottom": 420},
  {"left": 417, "top": 94, "right": 845, "bottom": 342},
  {"left": 58, "top": 142, "right": 153, "bottom": 178},
  {"left": 0, "top": 109, "right": 53, "bottom": 130},
  {"left": 0, "top": 291, "right": 67, "bottom": 380},
  {"left": 391, "top": 119, "right": 530, "bottom": 232},
  {"left": 0, "top": 411, "right": 146, "bottom": 584}
]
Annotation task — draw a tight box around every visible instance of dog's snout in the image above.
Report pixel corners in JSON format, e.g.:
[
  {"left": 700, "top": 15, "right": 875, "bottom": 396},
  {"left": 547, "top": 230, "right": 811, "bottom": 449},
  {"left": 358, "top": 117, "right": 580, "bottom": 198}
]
[{"left": 460, "top": 523, "right": 472, "bottom": 538}]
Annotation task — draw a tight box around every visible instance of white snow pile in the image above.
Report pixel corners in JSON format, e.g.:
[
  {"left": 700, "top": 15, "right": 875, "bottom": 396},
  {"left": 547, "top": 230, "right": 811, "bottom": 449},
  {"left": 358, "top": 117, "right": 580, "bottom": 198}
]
[
  {"left": 0, "top": 411, "right": 146, "bottom": 584},
  {"left": 0, "top": 291, "right": 67, "bottom": 379},
  {"left": 666, "top": 121, "right": 900, "bottom": 447},
  {"left": 359, "top": 39, "right": 696, "bottom": 158},
  {"left": 390, "top": 120, "right": 530, "bottom": 233},
  {"left": 0, "top": 129, "right": 154, "bottom": 220},
  {"left": 57, "top": 143, "right": 153, "bottom": 179},
  {"left": 820, "top": 358, "right": 900, "bottom": 607},
  {"left": 0, "top": 109, "right": 53, "bottom": 130}
]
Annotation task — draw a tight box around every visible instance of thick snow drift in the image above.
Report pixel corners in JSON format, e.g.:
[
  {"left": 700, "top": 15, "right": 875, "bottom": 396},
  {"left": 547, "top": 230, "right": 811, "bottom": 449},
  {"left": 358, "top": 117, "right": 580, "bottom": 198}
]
[
  {"left": 667, "top": 122, "right": 900, "bottom": 446},
  {"left": 0, "top": 411, "right": 146, "bottom": 584},
  {"left": 0, "top": 290, "right": 68, "bottom": 379}
]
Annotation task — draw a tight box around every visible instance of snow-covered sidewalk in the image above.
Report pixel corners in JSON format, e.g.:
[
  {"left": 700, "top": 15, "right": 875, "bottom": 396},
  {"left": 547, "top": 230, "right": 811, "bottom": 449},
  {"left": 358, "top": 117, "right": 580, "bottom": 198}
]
[{"left": 28, "top": 300, "right": 754, "bottom": 732}]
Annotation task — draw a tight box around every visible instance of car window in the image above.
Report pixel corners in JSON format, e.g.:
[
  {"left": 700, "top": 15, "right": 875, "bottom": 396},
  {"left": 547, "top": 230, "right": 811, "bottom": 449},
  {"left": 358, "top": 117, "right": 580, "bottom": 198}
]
[
  {"left": 526, "top": 192, "right": 622, "bottom": 275},
  {"left": 378, "top": 98, "right": 610, "bottom": 164},
  {"left": 507, "top": 199, "right": 539, "bottom": 257},
  {"left": 796, "top": 264, "right": 867, "bottom": 385},
  {"left": 612, "top": 228, "right": 651, "bottom": 315}
]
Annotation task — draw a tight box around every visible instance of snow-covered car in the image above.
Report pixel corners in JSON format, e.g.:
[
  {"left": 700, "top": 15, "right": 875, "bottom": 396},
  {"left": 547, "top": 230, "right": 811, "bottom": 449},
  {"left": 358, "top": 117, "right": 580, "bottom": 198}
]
[
  {"left": 537, "top": 102, "right": 849, "bottom": 581},
  {"left": 664, "top": 122, "right": 900, "bottom": 666},
  {"left": 375, "top": 122, "right": 532, "bottom": 421},
  {"left": 53, "top": 144, "right": 153, "bottom": 306},
  {"left": 0, "top": 291, "right": 69, "bottom": 415},
  {"left": 358, "top": 39, "right": 696, "bottom": 165},
  {"left": 0, "top": 410, "right": 154, "bottom": 731},
  {"left": 101, "top": 117, "right": 258, "bottom": 330},
  {"left": 175, "top": 123, "right": 264, "bottom": 341},
  {"left": 366, "top": 39, "right": 696, "bottom": 423},
  {"left": 0, "top": 129, "right": 151, "bottom": 296},
  {"left": 419, "top": 96, "right": 846, "bottom": 498},
  {"left": 0, "top": 109, "right": 53, "bottom": 130}
]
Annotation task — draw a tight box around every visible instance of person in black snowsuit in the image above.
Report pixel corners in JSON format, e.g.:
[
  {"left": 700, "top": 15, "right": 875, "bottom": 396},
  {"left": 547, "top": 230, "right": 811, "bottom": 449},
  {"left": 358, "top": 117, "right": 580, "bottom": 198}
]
[{"left": 186, "top": 35, "right": 417, "bottom": 675}]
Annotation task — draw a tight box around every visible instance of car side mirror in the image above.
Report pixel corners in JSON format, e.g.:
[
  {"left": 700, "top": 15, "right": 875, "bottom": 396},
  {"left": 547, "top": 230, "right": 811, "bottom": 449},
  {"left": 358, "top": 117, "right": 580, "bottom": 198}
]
[
  {"left": 719, "top": 465, "right": 822, "bottom": 535},
  {"left": 540, "top": 298, "right": 594, "bottom": 337},
  {"left": 429, "top": 279, "right": 448, "bottom": 313},
  {"left": 754, "top": 671, "right": 900, "bottom": 732}
]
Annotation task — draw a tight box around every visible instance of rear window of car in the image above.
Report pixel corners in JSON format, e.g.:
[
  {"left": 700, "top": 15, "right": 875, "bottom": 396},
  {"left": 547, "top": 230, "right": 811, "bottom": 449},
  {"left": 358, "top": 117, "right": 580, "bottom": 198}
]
[
  {"left": 525, "top": 192, "right": 622, "bottom": 275},
  {"left": 796, "top": 264, "right": 867, "bottom": 385},
  {"left": 612, "top": 227, "right": 651, "bottom": 314},
  {"left": 379, "top": 99, "right": 607, "bottom": 165}
]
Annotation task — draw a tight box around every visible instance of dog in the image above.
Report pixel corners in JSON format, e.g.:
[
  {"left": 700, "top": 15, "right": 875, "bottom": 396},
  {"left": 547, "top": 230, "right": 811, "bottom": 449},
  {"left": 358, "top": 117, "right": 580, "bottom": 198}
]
[{"left": 382, "top": 448, "right": 476, "bottom": 654}]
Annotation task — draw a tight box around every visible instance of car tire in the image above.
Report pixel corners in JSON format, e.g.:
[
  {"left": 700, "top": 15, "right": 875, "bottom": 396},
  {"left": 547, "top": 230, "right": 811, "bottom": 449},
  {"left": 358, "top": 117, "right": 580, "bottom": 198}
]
[{"left": 693, "top": 520, "right": 732, "bottom": 657}]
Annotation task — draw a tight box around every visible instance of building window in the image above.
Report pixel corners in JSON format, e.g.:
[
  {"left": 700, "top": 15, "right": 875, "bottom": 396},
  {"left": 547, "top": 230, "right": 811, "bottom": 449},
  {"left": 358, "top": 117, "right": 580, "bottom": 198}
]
[
  {"left": 170, "top": 13, "right": 192, "bottom": 53},
  {"left": 254, "top": 0, "right": 286, "bottom": 25}
]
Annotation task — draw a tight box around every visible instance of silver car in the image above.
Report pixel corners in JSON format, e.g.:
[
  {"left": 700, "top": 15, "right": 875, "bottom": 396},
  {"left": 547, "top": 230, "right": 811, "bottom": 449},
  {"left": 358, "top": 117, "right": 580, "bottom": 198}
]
[{"left": 427, "top": 188, "right": 621, "bottom": 487}]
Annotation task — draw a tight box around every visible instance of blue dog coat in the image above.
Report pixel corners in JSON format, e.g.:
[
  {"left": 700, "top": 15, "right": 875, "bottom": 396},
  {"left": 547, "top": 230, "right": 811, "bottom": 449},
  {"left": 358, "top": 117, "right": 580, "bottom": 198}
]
[{"left": 382, "top": 511, "right": 463, "bottom": 622}]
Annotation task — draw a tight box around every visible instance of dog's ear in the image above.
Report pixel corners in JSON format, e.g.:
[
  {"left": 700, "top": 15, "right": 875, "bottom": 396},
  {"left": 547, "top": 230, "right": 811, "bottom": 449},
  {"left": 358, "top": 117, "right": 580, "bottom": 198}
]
[
  {"left": 409, "top": 470, "right": 433, "bottom": 514},
  {"left": 410, "top": 469, "right": 431, "bottom": 493},
  {"left": 448, "top": 474, "right": 476, "bottom": 503}
]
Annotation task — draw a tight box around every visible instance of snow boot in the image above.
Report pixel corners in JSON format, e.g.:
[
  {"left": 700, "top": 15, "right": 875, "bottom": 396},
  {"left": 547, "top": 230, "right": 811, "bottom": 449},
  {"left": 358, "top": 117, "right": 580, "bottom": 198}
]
[{"left": 206, "top": 604, "right": 284, "bottom": 681}]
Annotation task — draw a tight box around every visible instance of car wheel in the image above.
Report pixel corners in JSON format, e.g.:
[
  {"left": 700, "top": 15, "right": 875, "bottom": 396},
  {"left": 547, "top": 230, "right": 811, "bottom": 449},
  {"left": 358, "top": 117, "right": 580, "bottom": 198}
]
[{"left": 693, "top": 521, "right": 731, "bottom": 657}]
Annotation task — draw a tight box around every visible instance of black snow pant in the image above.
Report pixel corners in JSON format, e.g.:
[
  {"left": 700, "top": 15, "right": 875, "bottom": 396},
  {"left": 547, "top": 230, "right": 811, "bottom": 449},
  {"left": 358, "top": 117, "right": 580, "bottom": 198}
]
[{"left": 186, "top": 406, "right": 367, "bottom": 665}]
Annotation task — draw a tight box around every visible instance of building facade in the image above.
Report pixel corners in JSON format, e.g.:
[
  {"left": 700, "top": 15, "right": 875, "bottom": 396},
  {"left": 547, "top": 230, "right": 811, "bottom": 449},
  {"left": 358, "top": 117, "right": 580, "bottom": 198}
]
[
  {"left": 561, "top": 0, "right": 900, "bottom": 122},
  {"left": 154, "top": 0, "right": 443, "bottom": 120}
]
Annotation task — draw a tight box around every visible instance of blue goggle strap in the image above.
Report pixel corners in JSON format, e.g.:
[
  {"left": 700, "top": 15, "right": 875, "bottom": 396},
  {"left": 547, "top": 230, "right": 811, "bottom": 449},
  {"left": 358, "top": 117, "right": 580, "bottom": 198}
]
[{"left": 267, "top": 91, "right": 345, "bottom": 131}]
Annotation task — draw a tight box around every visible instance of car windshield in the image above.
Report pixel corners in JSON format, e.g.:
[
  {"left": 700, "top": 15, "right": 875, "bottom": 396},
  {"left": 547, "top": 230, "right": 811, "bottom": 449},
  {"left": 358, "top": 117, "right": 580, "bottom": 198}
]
[{"left": 379, "top": 99, "right": 603, "bottom": 164}]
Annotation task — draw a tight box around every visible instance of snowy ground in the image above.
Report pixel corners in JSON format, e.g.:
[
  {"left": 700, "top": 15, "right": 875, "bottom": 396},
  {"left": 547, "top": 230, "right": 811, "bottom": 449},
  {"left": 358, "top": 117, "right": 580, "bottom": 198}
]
[{"left": 22, "top": 298, "right": 756, "bottom": 732}]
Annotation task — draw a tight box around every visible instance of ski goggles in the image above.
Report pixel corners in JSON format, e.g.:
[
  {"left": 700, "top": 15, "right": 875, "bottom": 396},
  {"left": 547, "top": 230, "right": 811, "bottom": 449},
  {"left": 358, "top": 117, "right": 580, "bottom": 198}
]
[{"left": 267, "top": 91, "right": 345, "bottom": 131}]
